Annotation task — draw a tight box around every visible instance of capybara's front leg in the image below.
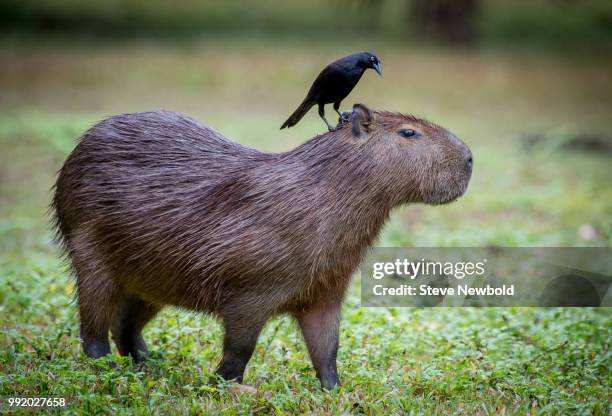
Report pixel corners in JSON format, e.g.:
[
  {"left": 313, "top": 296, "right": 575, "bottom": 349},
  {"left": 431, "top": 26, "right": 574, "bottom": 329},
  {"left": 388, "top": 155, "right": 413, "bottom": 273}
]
[
  {"left": 296, "top": 300, "right": 341, "bottom": 389},
  {"left": 215, "top": 314, "right": 266, "bottom": 383}
]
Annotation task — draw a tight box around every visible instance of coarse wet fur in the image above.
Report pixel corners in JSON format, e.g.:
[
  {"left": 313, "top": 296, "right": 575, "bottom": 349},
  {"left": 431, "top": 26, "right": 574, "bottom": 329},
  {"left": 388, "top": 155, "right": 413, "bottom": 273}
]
[{"left": 51, "top": 104, "right": 472, "bottom": 389}]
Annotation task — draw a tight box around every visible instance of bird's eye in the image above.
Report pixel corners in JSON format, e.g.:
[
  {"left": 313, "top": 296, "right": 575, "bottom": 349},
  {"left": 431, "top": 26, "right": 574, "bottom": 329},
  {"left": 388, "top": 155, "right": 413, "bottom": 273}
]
[
  {"left": 398, "top": 129, "right": 417, "bottom": 138},
  {"left": 371, "top": 56, "right": 375, "bottom": 61}
]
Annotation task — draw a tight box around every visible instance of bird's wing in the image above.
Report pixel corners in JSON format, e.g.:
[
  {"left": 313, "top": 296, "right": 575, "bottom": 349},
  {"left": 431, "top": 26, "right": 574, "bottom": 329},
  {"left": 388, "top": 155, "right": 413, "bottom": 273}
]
[
  {"left": 305, "top": 62, "right": 348, "bottom": 101},
  {"left": 280, "top": 64, "right": 341, "bottom": 129}
]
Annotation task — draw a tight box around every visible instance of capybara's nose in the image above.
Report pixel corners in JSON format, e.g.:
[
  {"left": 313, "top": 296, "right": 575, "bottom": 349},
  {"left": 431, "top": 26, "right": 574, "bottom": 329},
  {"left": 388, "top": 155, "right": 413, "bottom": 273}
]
[{"left": 461, "top": 144, "right": 473, "bottom": 171}]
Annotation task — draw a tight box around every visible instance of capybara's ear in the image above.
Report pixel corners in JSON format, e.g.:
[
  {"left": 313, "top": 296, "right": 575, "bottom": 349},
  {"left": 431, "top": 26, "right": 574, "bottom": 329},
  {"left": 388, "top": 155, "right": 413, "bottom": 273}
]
[{"left": 351, "top": 103, "right": 373, "bottom": 138}]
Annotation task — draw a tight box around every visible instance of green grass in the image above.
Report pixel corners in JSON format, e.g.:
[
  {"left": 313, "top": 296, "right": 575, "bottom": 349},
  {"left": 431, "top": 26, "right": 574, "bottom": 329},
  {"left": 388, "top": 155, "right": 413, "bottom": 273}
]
[
  {"left": 0, "top": 39, "right": 611, "bottom": 414},
  {"left": 1, "top": 264, "right": 610, "bottom": 414}
]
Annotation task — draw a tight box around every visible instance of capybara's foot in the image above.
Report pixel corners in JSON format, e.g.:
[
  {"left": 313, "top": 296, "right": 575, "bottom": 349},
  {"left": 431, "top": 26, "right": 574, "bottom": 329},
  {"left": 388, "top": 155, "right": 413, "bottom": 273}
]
[
  {"left": 320, "top": 375, "right": 341, "bottom": 391},
  {"left": 111, "top": 332, "right": 149, "bottom": 363},
  {"left": 82, "top": 336, "right": 111, "bottom": 359}
]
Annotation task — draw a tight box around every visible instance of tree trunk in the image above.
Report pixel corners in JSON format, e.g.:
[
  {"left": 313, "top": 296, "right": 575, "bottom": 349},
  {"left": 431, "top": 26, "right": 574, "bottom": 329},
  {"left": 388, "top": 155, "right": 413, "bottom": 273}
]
[{"left": 409, "top": 0, "right": 479, "bottom": 44}]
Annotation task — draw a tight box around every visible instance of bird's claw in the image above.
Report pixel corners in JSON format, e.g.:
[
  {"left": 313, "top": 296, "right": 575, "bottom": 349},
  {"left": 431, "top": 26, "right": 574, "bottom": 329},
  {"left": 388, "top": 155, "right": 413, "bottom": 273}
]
[{"left": 335, "top": 112, "right": 352, "bottom": 129}]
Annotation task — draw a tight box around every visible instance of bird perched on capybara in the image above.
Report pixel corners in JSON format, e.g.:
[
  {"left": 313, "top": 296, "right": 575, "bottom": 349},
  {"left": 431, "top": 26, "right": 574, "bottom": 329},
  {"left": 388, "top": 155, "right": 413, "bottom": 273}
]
[
  {"left": 281, "top": 52, "right": 382, "bottom": 131},
  {"left": 52, "top": 103, "right": 472, "bottom": 389}
]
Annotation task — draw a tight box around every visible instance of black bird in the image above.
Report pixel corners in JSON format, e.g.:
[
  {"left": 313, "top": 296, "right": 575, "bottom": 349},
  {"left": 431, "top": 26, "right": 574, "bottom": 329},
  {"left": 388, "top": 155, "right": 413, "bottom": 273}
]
[{"left": 281, "top": 52, "right": 382, "bottom": 132}]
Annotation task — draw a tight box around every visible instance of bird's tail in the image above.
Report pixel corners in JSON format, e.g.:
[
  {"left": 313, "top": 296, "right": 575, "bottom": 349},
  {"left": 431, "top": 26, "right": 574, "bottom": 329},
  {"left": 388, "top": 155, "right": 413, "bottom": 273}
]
[{"left": 281, "top": 100, "right": 313, "bottom": 129}]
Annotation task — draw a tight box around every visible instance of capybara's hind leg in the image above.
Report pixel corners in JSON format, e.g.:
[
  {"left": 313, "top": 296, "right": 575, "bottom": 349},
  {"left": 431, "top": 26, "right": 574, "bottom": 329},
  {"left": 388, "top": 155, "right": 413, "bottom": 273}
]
[
  {"left": 111, "top": 294, "right": 160, "bottom": 363},
  {"left": 70, "top": 230, "right": 120, "bottom": 360},
  {"left": 76, "top": 275, "right": 119, "bottom": 359},
  {"left": 215, "top": 311, "right": 268, "bottom": 383}
]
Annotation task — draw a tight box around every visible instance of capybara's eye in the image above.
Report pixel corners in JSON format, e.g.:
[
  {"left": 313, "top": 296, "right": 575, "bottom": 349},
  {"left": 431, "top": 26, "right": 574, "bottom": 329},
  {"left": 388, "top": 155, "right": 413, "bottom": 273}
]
[{"left": 398, "top": 129, "right": 417, "bottom": 139}]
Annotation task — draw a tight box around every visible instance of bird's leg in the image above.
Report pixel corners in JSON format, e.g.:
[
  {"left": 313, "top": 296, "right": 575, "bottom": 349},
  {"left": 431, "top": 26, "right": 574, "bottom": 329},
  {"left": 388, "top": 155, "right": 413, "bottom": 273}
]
[
  {"left": 318, "top": 104, "right": 336, "bottom": 132},
  {"left": 334, "top": 102, "right": 350, "bottom": 129},
  {"left": 333, "top": 102, "right": 344, "bottom": 120}
]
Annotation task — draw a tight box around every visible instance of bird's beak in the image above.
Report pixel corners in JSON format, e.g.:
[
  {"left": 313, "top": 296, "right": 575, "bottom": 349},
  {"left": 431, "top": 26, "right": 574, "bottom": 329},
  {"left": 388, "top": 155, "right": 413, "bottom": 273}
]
[{"left": 373, "top": 62, "right": 382, "bottom": 76}]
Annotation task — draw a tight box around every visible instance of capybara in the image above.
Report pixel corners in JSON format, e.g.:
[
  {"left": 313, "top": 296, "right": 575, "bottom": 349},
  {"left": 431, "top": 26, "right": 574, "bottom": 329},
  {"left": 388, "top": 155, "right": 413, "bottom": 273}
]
[{"left": 52, "top": 103, "right": 472, "bottom": 389}]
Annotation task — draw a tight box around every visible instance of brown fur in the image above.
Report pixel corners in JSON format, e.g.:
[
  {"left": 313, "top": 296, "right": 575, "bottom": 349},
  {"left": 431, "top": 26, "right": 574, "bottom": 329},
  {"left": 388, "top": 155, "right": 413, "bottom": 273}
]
[{"left": 51, "top": 104, "right": 472, "bottom": 389}]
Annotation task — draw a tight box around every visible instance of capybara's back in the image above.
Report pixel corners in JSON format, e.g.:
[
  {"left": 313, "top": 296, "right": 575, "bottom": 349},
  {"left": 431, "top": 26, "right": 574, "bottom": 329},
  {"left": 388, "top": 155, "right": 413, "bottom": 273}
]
[
  {"left": 54, "top": 111, "right": 273, "bottom": 311},
  {"left": 53, "top": 105, "right": 472, "bottom": 388}
]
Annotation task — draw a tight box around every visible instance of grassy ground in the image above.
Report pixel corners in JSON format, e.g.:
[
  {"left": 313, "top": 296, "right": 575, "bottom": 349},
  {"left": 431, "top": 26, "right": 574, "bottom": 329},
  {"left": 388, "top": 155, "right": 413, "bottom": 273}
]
[{"left": 0, "top": 37, "right": 611, "bottom": 414}]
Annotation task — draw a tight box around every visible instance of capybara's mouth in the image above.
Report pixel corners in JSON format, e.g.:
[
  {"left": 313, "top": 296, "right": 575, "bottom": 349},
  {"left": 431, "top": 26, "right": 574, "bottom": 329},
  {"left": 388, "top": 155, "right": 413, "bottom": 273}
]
[{"left": 425, "top": 174, "right": 471, "bottom": 205}]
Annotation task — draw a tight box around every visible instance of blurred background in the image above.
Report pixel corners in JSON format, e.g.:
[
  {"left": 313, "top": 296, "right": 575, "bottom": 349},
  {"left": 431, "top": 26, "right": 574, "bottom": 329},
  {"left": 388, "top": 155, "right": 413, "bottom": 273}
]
[
  {"left": 1, "top": 0, "right": 611, "bottom": 253},
  {"left": 1, "top": 2, "right": 611, "bottom": 412}
]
